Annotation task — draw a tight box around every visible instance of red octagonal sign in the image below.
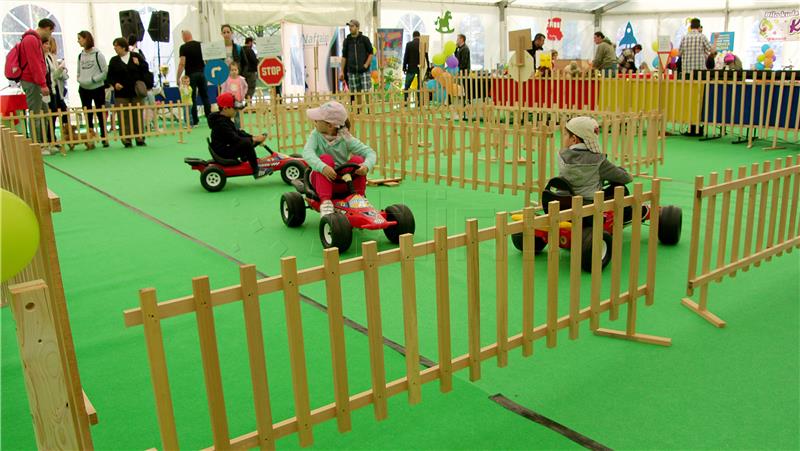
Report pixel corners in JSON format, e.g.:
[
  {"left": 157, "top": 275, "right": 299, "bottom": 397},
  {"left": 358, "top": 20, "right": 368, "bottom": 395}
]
[{"left": 258, "top": 57, "right": 284, "bottom": 86}]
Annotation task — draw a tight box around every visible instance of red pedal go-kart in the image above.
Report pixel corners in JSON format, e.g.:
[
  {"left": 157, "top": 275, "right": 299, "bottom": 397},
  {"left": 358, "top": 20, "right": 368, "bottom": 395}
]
[
  {"left": 184, "top": 138, "right": 307, "bottom": 192},
  {"left": 510, "top": 177, "right": 682, "bottom": 272},
  {"left": 280, "top": 163, "right": 415, "bottom": 252}
]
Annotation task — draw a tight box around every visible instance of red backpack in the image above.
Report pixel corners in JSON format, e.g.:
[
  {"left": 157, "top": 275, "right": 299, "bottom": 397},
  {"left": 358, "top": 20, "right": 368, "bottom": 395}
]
[{"left": 4, "top": 31, "right": 37, "bottom": 82}]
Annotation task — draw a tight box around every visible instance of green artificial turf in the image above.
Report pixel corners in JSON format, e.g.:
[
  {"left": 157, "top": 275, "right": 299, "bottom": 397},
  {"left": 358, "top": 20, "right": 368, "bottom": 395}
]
[{"left": 2, "top": 123, "right": 798, "bottom": 450}]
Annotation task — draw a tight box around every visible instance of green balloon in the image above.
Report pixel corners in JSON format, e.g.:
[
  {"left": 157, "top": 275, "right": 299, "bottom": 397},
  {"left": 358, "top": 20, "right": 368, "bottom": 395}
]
[
  {"left": 1, "top": 189, "right": 40, "bottom": 282},
  {"left": 432, "top": 53, "right": 446, "bottom": 66},
  {"left": 444, "top": 41, "right": 457, "bottom": 55}
]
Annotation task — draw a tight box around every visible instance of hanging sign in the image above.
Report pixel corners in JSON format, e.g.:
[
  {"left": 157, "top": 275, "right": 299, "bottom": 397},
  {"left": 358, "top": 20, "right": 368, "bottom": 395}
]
[
  {"left": 657, "top": 35, "right": 671, "bottom": 52},
  {"left": 201, "top": 41, "right": 225, "bottom": 61},
  {"left": 760, "top": 8, "right": 800, "bottom": 41},
  {"left": 546, "top": 18, "right": 563, "bottom": 41},
  {"left": 262, "top": 32, "right": 282, "bottom": 56},
  {"left": 435, "top": 11, "right": 455, "bottom": 34},
  {"left": 711, "top": 32, "right": 735, "bottom": 51}
]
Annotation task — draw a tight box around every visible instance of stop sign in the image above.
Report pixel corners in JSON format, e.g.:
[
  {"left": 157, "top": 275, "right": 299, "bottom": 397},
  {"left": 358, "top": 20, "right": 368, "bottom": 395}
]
[{"left": 258, "top": 57, "right": 284, "bottom": 86}]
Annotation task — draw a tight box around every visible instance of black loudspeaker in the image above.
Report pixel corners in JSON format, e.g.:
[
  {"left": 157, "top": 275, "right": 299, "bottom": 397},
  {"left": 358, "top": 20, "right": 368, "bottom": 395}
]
[
  {"left": 119, "top": 10, "right": 144, "bottom": 42},
  {"left": 147, "top": 11, "right": 170, "bottom": 43}
]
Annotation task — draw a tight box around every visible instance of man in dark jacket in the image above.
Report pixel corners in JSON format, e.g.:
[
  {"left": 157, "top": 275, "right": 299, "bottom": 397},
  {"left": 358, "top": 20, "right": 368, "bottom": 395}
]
[
  {"left": 402, "top": 31, "right": 429, "bottom": 103},
  {"left": 242, "top": 37, "right": 259, "bottom": 100},
  {"left": 527, "top": 33, "right": 545, "bottom": 69},
  {"left": 208, "top": 92, "right": 269, "bottom": 178},
  {"left": 454, "top": 34, "right": 470, "bottom": 73},
  {"left": 339, "top": 19, "right": 373, "bottom": 92}
]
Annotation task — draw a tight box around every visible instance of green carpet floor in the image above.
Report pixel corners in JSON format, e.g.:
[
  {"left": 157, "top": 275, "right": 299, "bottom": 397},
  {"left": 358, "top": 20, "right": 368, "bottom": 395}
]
[{"left": 2, "top": 124, "right": 798, "bottom": 450}]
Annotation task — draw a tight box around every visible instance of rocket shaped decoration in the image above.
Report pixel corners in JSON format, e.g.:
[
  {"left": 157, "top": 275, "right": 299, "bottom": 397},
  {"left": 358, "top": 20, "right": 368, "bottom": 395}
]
[{"left": 619, "top": 21, "right": 638, "bottom": 48}]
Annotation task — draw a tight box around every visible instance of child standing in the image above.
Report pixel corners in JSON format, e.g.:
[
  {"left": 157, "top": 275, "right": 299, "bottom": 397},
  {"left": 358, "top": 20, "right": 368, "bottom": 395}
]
[
  {"left": 302, "top": 101, "right": 376, "bottom": 216},
  {"left": 558, "top": 116, "right": 632, "bottom": 200},
  {"left": 179, "top": 75, "right": 193, "bottom": 127},
  {"left": 220, "top": 61, "right": 247, "bottom": 128}
]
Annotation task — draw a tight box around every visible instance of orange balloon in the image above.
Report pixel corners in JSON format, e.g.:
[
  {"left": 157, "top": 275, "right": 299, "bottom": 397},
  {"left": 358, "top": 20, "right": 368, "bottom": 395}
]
[
  {"left": 669, "top": 48, "right": 679, "bottom": 58},
  {"left": 431, "top": 67, "right": 443, "bottom": 79}
]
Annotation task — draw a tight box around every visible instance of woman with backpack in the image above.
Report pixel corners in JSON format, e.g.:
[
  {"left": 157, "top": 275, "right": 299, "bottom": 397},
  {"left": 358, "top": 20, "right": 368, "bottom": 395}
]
[{"left": 77, "top": 30, "right": 109, "bottom": 147}]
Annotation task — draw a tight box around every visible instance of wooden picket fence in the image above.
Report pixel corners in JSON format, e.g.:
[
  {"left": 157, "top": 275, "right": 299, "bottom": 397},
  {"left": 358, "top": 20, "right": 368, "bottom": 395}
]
[
  {"left": 123, "top": 180, "right": 671, "bottom": 450},
  {"left": 0, "top": 125, "right": 96, "bottom": 448},
  {"left": 682, "top": 155, "right": 800, "bottom": 327},
  {"left": 2, "top": 101, "right": 191, "bottom": 155}
]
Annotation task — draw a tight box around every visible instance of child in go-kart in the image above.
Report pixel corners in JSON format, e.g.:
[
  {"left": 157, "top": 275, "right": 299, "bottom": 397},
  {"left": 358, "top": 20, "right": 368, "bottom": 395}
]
[
  {"left": 302, "top": 101, "right": 376, "bottom": 216},
  {"left": 208, "top": 92, "right": 269, "bottom": 179},
  {"left": 559, "top": 116, "right": 632, "bottom": 200}
]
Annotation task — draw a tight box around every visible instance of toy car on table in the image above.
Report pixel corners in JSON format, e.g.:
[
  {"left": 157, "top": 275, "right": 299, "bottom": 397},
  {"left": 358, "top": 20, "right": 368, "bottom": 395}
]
[
  {"left": 280, "top": 163, "right": 415, "bottom": 252},
  {"left": 510, "top": 177, "right": 682, "bottom": 272},
  {"left": 184, "top": 138, "right": 307, "bottom": 192}
]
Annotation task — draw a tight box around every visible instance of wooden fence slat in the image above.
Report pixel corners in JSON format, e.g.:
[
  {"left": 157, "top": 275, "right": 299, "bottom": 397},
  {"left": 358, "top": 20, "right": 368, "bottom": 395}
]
[
  {"left": 546, "top": 201, "right": 560, "bottom": 348},
  {"left": 192, "top": 277, "right": 231, "bottom": 450},
  {"left": 239, "top": 265, "right": 276, "bottom": 450},
  {"left": 399, "top": 234, "right": 422, "bottom": 405},
  {"left": 322, "top": 250, "right": 352, "bottom": 432},
  {"left": 362, "top": 242, "right": 388, "bottom": 420},
  {"left": 465, "top": 219, "right": 481, "bottom": 381},
  {"left": 279, "top": 258, "right": 313, "bottom": 446},
  {"left": 433, "top": 227, "right": 453, "bottom": 393},
  {"left": 495, "top": 213, "right": 509, "bottom": 367}
]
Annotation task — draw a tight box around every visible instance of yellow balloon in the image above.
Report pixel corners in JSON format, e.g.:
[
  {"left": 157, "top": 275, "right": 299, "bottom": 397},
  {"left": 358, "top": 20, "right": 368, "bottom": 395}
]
[
  {"left": 1, "top": 189, "right": 40, "bottom": 282},
  {"left": 757, "top": 54, "right": 765, "bottom": 62},
  {"left": 651, "top": 41, "right": 659, "bottom": 52},
  {"left": 444, "top": 41, "right": 457, "bottom": 55}
]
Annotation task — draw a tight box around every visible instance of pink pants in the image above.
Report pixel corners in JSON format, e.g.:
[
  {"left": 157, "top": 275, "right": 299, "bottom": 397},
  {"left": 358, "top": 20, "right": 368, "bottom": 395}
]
[{"left": 311, "top": 154, "right": 366, "bottom": 201}]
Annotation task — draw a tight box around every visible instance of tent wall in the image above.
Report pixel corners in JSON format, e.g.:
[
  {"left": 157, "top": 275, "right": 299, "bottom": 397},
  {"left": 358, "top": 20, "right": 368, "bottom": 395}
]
[
  {"left": 221, "top": 1, "right": 372, "bottom": 29},
  {"left": 381, "top": 1, "right": 500, "bottom": 70},
  {"left": 506, "top": 8, "right": 595, "bottom": 60}
]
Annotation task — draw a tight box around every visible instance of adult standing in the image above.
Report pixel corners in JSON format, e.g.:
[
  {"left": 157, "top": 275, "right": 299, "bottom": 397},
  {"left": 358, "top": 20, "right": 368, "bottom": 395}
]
[
  {"left": 221, "top": 24, "right": 242, "bottom": 67},
  {"left": 454, "top": 34, "right": 471, "bottom": 73},
  {"left": 402, "top": 31, "right": 429, "bottom": 103},
  {"left": 679, "top": 18, "right": 712, "bottom": 74},
  {"left": 591, "top": 32, "right": 618, "bottom": 75},
  {"left": 340, "top": 19, "right": 374, "bottom": 94},
  {"left": 76, "top": 30, "right": 109, "bottom": 147},
  {"left": 527, "top": 33, "right": 545, "bottom": 69},
  {"left": 241, "top": 37, "right": 259, "bottom": 100},
  {"left": 18, "top": 19, "right": 53, "bottom": 147},
  {"left": 176, "top": 30, "right": 210, "bottom": 126},
  {"left": 43, "top": 36, "right": 68, "bottom": 148},
  {"left": 107, "top": 37, "right": 147, "bottom": 147}
]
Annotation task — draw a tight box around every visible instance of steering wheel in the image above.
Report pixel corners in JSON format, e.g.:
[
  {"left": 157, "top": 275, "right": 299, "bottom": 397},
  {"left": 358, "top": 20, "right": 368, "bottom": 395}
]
[{"left": 333, "top": 163, "right": 364, "bottom": 195}]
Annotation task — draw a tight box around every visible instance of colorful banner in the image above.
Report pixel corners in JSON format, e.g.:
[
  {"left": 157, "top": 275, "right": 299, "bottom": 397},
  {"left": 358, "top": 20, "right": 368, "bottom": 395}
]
[
  {"left": 376, "top": 28, "right": 404, "bottom": 91},
  {"left": 711, "top": 32, "right": 735, "bottom": 52},
  {"left": 760, "top": 8, "right": 800, "bottom": 42}
]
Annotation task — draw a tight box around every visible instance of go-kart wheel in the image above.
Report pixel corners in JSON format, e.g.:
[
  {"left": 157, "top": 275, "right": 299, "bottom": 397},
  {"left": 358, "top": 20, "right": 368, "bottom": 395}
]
[
  {"left": 280, "top": 192, "right": 306, "bottom": 227},
  {"left": 383, "top": 204, "right": 416, "bottom": 244},
  {"left": 319, "top": 213, "right": 353, "bottom": 252},
  {"left": 658, "top": 205, "right": 682, "bottom": 245},
  {"left": 281, "top": 161, "right": 305, "bottom": 185},
  {"left": 289, "top": 153, "right": 303, "bottom": 158},
  {"left": 200, "top": 167, "right": 226, "bottom": 192},
  {"left": 510, "top": 232, "right": 547, "bottom": 254},
  {"left": 580, "top": 227, "right": 612, "bottom": 273}
]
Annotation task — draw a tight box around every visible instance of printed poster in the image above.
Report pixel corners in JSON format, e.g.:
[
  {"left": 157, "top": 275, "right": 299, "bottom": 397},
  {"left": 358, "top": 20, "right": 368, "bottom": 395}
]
[
  {"left": 760, "top": 8, "right": 800, "bottom": 42},
  {"left": 377, "top": 28, "right": 404, "bottom": 91},
  {"left": 711, "top": 32, "right": 735, "bottom": 51}
]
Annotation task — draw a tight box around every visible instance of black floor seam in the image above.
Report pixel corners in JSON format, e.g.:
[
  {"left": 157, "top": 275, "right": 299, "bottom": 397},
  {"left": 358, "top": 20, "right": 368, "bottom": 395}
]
[{"left": 490, "top": 394, "right": 612, "bottom": 450}]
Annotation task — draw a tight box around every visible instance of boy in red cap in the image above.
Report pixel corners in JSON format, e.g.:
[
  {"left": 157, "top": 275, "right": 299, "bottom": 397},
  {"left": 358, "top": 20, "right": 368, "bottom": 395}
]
[{"left": 208, "top": 92, "right": 269, "bottom": 178}]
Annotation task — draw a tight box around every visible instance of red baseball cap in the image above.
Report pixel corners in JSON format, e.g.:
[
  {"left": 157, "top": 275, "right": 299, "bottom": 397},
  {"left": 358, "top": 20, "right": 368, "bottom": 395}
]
[{"left": 217, "top": 92, "right": 235, "bottom": 109}]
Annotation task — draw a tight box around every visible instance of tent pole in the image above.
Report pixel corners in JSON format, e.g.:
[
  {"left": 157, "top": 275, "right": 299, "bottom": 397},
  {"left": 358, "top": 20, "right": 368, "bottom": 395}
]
[
  {"left": 498, "top": 1, "right": 508, "bottom": 67},
  {"left": 724, "top": 0, "right": 730, "bottom": 31},
  {"left": 88, "top": 2, "right": 96, "bottom": 38}
]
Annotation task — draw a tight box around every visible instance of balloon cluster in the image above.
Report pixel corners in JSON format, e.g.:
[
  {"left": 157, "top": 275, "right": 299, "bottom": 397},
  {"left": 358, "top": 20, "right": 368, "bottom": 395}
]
[
  {"left": 649, "top": 41, "right": 679, "bottom": 71},
  {"left": 755, "top": 44, "right": 776, "bottom": 70},
  {"left": 425, "top": 40, "right": 463, "bottom": 102}
]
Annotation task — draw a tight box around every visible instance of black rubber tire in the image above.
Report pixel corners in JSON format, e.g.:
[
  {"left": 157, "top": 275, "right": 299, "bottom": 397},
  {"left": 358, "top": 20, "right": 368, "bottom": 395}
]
[
  {"left": 319, "top": 213, "right": 353, "bottom": 252},
  {"left": 383, "top": 204, "right": 416, "bottom": 244},
  {"left": 200, "top": 167, "right": 226, "bottom": 192},
  {"left": 280, "top": 192, "right": 306, "bottom": 227},
  {"left": 580, "top": 227, "right": 612, "bottom": 273},
  {"left": 510, "top": 232, "right": 547, "bottom": 254},
  {"left": 289, "top": 153, "right": 303, "bottom": 158},
  {"left": 281, "top": 161, "right": 306, "bottom": 185},
  {"left": 658, "top": 205, "right": 683, "bottom": 245}
]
